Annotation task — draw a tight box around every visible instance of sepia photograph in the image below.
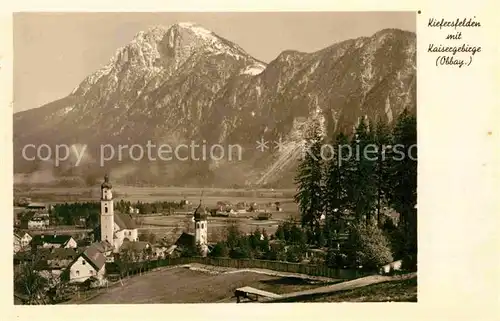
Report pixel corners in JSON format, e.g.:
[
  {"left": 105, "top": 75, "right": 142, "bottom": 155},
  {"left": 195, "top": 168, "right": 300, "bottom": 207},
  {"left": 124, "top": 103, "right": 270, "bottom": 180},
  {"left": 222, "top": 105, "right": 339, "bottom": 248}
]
[{"left": 12, "top": 11, "right": 417, "bottom": 305}]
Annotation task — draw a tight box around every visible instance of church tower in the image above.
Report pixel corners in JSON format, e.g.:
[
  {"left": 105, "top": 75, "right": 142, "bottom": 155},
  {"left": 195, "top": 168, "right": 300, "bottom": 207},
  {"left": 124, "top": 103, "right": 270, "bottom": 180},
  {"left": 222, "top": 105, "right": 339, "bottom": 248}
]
[
  {"left": 100, "top": 174, "right": 114, "bottom": 244},
  {"left": 193, "top": 202, "right": 208, "bottom": 257}
]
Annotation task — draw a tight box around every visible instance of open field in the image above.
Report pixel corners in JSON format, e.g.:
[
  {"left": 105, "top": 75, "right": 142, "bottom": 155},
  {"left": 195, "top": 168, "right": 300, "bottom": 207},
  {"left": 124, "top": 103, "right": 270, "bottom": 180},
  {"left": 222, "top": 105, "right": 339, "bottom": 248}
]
[
  {"left": 139, "top": 210, "right": 297, "bottom": 236},
  {"left": 82, "top": 265, "right": 337, "bottom": 304},
  {"left": 15, "top": 185, "right": 299, "bottom": 239},
  {"left": 14, "top": 185, "right": 296, "bottom": 204}
]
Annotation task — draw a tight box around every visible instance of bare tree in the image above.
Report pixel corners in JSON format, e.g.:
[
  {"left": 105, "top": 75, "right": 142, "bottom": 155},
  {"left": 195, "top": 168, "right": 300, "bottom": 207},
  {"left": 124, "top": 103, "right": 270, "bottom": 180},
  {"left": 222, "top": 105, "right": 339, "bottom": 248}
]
[{"left": 14, "top": 252, "right": 49, "bottom": 305}]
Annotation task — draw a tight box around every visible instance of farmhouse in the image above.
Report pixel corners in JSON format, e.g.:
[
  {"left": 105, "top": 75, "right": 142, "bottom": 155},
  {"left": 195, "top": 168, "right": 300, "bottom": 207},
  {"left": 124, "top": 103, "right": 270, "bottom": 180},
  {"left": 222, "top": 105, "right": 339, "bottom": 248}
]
[
  {"left": 31, "top": 234, "right": 78, "bottom": 249},
  {"left": 14, "top": 247, "right": 82, "bottom": 286},
  {"left": 22, "top": 211, "right": 50, "bottom": 230},
  {"left": 13, "top": 230, "right": 32, "bottom": 253},
  {"left": 67, "top": 245, "right": 107, "bottom": 284}
]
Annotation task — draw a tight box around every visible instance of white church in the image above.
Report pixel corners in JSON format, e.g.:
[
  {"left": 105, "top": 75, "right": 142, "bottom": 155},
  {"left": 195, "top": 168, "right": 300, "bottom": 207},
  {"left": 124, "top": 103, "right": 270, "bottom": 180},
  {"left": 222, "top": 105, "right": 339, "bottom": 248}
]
[{"left": 98, "top": 174, "right": 139, "bottom": 253}]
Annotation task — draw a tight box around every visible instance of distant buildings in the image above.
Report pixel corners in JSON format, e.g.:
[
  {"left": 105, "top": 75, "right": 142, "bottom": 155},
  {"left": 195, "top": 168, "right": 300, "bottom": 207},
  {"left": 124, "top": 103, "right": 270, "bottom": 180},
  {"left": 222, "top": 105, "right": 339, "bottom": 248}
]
[
  {"left": 27, "top": 215, "right": 50, "bottom": 230},
  {"left": 31, "top": 234, "right": 78, "bottom": 249},
  {"left": 18, "top": 202, "right": 51, "bottom": 230},
  {"left": 26, "top": 202, "right": 50, "bottom": 211}
]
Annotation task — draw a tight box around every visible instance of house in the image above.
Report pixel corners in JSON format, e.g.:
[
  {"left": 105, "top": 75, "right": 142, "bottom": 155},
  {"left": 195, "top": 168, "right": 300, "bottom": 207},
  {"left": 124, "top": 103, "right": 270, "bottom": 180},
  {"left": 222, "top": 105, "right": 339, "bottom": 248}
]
[
  {"left": 153, "top": 245, "right": 176, "bottom": 258},
  {"left": 39, "top": 248, "right": 82, "bottom": 283},
  {"left": 13, "top": 230, "right": 32, "bottom": 253},
  {"left": 27, "top": 216, "right": 49, "bottom": 230},
  {"left": 31, "top": 234, "right": 78, "bottom": 249},
  {"left": 236, "top": 202, "right": 248, "bottom": 210},
  {"left": 13, "top": 207, "right": 25, "bottom": 227},
  {"left": 68, "top": 245, "right": 107, "bottom": 284},
  {"left": 248, "top": 202, "right": 259, "bottom": 212},
  {"left": 14, "top": 247, "right": 82, "bottom": 286}
]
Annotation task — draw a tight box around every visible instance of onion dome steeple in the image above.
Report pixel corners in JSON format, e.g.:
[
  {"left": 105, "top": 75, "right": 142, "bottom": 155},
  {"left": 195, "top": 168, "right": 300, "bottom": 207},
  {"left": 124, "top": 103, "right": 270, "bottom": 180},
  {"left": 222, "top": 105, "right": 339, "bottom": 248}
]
[{"left": 101, "top": 174, "right": 112, "bottom": 189}]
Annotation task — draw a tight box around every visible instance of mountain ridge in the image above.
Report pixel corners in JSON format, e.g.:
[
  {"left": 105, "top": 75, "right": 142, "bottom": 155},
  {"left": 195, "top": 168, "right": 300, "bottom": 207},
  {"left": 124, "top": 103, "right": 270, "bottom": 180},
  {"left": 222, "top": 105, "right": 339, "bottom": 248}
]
[{"left": 14, "top": 24, "right": 416, "bottom": 188}]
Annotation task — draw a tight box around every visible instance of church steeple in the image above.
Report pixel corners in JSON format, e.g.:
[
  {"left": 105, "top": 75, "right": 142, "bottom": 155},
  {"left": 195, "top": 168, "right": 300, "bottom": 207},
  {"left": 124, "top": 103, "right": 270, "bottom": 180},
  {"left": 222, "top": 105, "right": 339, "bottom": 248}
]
[
  {"left": 100, "top": 174, "right": 114, "bottom": 245},
  {"left": 193, "top": 192, "right": 208, "bottom": 256},
  {"left": 101, "top": 173, "right": 112, "bottom": 189}
]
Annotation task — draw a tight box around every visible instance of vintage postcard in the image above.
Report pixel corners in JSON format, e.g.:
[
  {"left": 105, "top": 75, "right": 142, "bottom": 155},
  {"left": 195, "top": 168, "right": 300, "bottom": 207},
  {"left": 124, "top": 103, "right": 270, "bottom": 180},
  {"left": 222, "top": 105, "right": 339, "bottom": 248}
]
[{"left": 3, "top": 1, "right": 499, "bottom": 321}]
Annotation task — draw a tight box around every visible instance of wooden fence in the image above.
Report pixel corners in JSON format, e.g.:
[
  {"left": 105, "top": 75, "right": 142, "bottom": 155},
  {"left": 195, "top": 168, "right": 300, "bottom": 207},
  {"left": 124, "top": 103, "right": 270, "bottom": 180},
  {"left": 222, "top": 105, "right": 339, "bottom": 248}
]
[{"left": 106, "top": 257, "right": 368, "bottom": 280}]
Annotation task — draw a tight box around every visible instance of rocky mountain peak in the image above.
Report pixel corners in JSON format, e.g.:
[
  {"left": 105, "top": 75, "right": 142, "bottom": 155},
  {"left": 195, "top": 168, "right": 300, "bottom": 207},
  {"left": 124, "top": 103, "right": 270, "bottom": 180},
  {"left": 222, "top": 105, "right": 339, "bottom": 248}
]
[{"left": 14, "top": 27, "right": 416, "bottom": 188}]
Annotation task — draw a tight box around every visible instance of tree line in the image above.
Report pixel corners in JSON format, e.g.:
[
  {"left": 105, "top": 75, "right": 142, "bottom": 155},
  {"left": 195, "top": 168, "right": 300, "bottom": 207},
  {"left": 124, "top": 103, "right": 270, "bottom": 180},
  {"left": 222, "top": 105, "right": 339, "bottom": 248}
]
[
  {"left": 49, "top": 200, "right": 183, "bottom": 228},
  {"left": 294, "top": 109, "right": 417, "bottom": 270}
]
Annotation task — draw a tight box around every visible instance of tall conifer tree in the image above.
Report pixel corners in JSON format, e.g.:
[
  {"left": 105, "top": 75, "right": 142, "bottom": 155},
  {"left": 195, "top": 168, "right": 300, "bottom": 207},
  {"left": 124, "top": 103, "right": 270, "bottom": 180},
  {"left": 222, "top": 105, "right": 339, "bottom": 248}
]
[
  {"left": 323, "top": 132, "right": 350, "bottom": 244},
  {"left": 345, "top": 118, "right": 377, "bottom": 223},
  {"left": 294, "top": 119, "right": 324, "bottom": 233},
  {"left": 373, "top": 119, "right": 392, "bottom": 225},
  {"left": 387, "top": 109, "right": 417, "bottom": 262}
]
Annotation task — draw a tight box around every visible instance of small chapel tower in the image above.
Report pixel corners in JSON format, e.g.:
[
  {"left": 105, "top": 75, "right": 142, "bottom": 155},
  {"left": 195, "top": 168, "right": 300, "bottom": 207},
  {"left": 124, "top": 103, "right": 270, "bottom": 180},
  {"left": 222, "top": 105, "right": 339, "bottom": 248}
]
[
  {"left": 100, "top": 174, "right": 114, "bottom": 244},
  {"left": 193, "top": 202, "right": 208, "bottom": 257}
]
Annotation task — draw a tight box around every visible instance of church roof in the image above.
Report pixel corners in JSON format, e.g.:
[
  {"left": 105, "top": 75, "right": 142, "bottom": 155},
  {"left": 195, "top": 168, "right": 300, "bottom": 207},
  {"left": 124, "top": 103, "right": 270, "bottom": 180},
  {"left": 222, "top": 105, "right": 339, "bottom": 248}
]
[
  {"left": 114, "top": 212, "right": 137, "bottom": 230},
  {"left": 175, "top": 232, "right": 195, "bottom": 248},
  {"left": 193, "top": 203, "right": 208, "bottom": 220}
]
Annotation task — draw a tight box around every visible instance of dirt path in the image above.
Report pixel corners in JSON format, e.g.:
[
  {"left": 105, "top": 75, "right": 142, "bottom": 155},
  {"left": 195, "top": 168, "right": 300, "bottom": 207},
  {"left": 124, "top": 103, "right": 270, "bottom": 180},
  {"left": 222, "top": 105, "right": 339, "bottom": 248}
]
[{"left": 262, "top": 273, "right": 417, "bottom": 302}]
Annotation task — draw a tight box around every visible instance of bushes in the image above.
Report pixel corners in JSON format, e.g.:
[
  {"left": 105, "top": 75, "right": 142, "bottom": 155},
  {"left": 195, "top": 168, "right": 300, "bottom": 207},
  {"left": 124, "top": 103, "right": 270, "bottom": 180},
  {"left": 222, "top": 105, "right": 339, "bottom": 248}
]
[
  {"left": 347, "top": 223, "right": 393, "bottom": 270},
  {"left": 209, "top": 242, "right": 229, "bottom": 258},
  {"left": 326, "top": 248, "right": 348, "bottom": 268}
]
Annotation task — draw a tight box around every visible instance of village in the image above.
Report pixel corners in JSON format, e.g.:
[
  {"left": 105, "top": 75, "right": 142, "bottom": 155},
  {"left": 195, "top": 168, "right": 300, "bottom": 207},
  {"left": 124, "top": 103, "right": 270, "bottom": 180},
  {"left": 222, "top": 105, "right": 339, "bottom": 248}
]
[{"left": 13, "top": 174, "right": 411, "bottom": 304}]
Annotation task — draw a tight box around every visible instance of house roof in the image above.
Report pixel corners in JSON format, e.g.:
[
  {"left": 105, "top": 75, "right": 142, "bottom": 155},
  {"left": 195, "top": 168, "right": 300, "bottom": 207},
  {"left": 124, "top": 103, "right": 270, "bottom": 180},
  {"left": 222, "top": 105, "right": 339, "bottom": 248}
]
[
  {"left": 26, "top": 202, "right": 47, "bottom": 209},
  {"left": 32, "top": 234, "right": 73, "bottom": 246},
  {"left": 14, "top": 229, "right": 30, "bottom": 239},
  {"left": 81, "top": 246, "right": 106, "bottom": 271},
  {"left": 89, "top": 240, "right": 114, "bottom": 253},
  {"left": 14, "top": 248, "right": 82, "bottom": 269},
  {"left": 39, "top": 247, "right": 81, "bottom": 261},
  {"left": 121, "top": 240, "right": 151, "bottom": 252},
  {"left": 175, "top": 232, "right": 195, "bottom": 248},
  {"left": 114, "top": 212, "right": 137, "bottom": 230}
]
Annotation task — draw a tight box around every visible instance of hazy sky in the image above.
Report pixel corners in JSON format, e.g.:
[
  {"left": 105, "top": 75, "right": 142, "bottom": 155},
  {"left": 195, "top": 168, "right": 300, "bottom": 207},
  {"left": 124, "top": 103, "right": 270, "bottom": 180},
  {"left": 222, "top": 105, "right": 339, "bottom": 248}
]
[{"left": 14, "top": 12, "right": 416, "bottom": 113}]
